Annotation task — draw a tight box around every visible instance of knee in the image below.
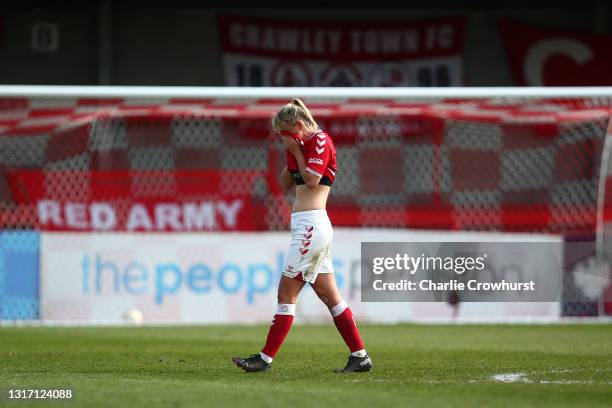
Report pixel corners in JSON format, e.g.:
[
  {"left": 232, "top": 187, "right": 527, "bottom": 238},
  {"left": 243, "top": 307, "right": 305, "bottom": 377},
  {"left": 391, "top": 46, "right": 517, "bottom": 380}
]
[
  {"left": 277, "top": 289, "right": 297, "bottom": 304},
  {"left": 313, "top": 287, "right": 333, "bottom": 307}
]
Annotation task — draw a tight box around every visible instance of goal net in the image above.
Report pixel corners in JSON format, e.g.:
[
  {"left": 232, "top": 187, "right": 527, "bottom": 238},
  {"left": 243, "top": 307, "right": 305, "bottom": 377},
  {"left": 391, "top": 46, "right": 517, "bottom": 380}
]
[{"left": 0, "top": 86, "right": 610, "bottom": 323}]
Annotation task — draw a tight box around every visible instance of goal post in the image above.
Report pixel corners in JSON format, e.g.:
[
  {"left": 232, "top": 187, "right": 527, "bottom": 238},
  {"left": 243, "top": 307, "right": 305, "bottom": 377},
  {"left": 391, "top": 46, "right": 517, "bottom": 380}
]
[{"left": 0, "top": 85, "right": 611, "bottom": 323}]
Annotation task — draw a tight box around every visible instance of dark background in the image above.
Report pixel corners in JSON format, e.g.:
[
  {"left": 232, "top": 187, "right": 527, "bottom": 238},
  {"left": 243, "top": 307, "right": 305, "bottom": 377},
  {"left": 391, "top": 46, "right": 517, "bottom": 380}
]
[{"left": 0, "top": 0, "right": 610, "bottom": 85}]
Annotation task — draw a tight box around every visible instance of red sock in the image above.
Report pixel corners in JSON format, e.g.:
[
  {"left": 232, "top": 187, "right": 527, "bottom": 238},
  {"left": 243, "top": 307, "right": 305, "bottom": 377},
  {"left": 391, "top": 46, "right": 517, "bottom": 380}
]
[
  {"left": 332, "top": 303, "right": 365, "bottom": 353},
  {"left": 261, "top": 304, "right": 295, "bottom": 358}
]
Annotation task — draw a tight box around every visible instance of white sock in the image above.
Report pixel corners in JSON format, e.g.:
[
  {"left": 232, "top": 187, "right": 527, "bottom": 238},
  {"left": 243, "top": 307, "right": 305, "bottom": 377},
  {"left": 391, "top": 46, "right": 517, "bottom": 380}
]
[
  {"left": 351, "top": 349, "right": 367, "bottom": 358},
  {"left": 276, "top": 303, "right": 296, "bottom": 316},
  {"left": 259, "top": 352, "right": 273, "bottom": 364},
  {"left": 329, "top": 300, "right": 348, "bottom": 317}
]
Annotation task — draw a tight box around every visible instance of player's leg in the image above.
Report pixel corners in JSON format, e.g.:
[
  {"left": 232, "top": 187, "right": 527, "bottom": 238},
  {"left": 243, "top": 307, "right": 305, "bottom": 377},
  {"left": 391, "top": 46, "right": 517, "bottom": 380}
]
[
  {"left": 260, "top": 275, "right": 305, "bottom": 361},
  {"left": 310, "top": 272, "right": 343, "bottom": 308},
  {"left": 311, "top": 273, "right": 372, "bottom": 373},
  {"left": 232, "top": 276, "right": 305, "bottom": 372}
]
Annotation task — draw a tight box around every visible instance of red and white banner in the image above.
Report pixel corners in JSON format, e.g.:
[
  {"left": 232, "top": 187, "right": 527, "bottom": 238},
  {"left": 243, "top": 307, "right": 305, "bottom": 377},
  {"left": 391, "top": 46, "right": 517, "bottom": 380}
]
[
  {"left": 6, "top": 170, "right": 266, "bottom": 232},
  {"left": 218, "top": 15, "right": 465, "bottom": 87},
  {"left": 0, "top": 101, "right": 607, "bottom": 235},
  {"left": 498, "top": 19, "right": 612, "bottom": 86}
]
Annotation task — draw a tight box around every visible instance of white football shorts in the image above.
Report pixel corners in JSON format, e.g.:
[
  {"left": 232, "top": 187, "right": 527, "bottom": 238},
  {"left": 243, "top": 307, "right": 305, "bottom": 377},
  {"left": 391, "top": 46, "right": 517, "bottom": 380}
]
[{"left": 282, "top": 209, "right": 334, "bottom": 283}]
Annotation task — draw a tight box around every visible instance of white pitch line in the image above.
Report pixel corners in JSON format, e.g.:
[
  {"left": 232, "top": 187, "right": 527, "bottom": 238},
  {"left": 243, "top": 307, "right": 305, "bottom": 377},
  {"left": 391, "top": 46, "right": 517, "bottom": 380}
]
[
  {"left": 492, "top": 373, "right": 527, "bottom": 383},
  {"left": 539, "top": 368, "right": 611, "bottom": 374},
  {"left": 343, "top": 369, "right": 612, "bottom": 386},
  {"left": 490, "top": 371, "right": 612, "bottom": 385}
]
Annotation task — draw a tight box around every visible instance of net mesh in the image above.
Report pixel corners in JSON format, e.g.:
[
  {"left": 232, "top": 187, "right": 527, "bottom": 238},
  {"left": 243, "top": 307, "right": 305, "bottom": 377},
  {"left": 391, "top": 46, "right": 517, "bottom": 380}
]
[
  {"left": 0, "top": 95, "right": 609, "bottom": 234},
  {"left": 0, "top": 93, "right": 611, "bottom": 319}
]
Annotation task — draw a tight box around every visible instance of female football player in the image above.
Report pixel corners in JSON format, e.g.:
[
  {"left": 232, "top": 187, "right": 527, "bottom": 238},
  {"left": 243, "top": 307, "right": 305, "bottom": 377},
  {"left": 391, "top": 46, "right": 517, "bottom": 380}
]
[{"left": 232, "top": 98, "right": 372, "bottom": 373}]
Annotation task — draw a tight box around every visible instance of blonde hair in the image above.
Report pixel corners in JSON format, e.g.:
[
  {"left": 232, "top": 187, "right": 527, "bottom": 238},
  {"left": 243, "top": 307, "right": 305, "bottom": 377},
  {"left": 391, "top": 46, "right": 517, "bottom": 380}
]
[{"left": 272, "top": 98, "right": 318, "bottom": 133}]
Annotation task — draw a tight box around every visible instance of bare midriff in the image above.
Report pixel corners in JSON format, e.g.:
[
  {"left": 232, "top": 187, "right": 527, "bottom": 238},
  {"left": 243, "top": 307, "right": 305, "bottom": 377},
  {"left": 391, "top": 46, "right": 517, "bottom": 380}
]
[{"left": 292, "top": 184, "right": 330, "bottom": 212}]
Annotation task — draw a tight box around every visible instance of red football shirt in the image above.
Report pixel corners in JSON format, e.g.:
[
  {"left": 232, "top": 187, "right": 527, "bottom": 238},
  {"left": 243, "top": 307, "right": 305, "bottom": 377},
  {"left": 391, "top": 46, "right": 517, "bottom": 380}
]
[{"left": 286, "top": 130, "right": 337, "bottom": 186}]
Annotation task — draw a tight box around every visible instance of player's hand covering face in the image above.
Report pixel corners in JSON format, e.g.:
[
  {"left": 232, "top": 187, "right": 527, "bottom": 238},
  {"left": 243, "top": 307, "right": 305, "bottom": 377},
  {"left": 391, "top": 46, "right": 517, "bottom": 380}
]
[{"left": 281, "top": 135, "right": 303, "bottom": 155}]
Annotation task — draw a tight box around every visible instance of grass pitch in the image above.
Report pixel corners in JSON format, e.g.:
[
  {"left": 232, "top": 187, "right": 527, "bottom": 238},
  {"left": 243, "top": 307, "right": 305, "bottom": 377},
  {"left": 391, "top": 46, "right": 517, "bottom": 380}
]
[{"left": 1, "top": 324, "right": 611, "bottom": 407}]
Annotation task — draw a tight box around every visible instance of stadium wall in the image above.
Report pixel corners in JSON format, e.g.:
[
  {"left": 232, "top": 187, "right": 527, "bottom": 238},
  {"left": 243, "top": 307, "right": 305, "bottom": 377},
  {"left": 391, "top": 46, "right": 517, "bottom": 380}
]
[{"left": 0, "top": 3, "right": 605, "bottom": 86}]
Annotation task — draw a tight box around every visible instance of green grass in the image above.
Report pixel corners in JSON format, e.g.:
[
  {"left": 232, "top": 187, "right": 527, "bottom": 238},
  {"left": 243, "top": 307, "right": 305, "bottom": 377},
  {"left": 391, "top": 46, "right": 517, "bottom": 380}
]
[{"left": 1, "top": 324, "right": 611, "bottom": 407}]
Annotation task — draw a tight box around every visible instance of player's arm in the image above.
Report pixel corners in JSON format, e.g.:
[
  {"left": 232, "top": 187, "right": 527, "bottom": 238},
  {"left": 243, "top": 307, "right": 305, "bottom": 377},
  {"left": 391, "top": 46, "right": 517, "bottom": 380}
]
[
  {"left": 281, "top": 136, "right": 320, "bottom": 188},
  {"left": 280, "top": 166, "right": 295, "bottom": 190},
  {"left": 292, "top": 151, "right": 321, "bottom": 188}
]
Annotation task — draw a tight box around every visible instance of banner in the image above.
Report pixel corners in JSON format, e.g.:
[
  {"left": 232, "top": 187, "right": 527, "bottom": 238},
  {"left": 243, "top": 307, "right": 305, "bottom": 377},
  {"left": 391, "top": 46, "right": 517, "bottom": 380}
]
[
  {"left": 39, "top": 229, "right": 561, "bottom": 324},
  {"left": 1, "top": 109, "right": 607, "bottom": 235},
  {"left": 498, "top": 19, "right": 612, "bottom": 86},
  {"left": 219, "top": 15, "right": 465, "bottom": 86},
  {"left": 6, "top": 170, "right": 266, "bottom": 232}
]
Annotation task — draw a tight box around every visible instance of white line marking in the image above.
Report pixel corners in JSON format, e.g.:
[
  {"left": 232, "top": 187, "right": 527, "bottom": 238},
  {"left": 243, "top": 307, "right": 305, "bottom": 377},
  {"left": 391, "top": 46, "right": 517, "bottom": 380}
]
[
  {"left": 492, "top": 373, "right": 527, "bottom": 383},
  {"left": 491, "top": 371, "right": 612, "bottom": 385}
]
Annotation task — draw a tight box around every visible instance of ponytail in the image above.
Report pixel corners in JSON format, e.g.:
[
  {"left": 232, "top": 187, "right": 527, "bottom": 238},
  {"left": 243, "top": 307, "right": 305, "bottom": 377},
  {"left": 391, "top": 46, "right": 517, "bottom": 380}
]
[{"left": 272, "top": 98, "right": 318, "bottom": 133}]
